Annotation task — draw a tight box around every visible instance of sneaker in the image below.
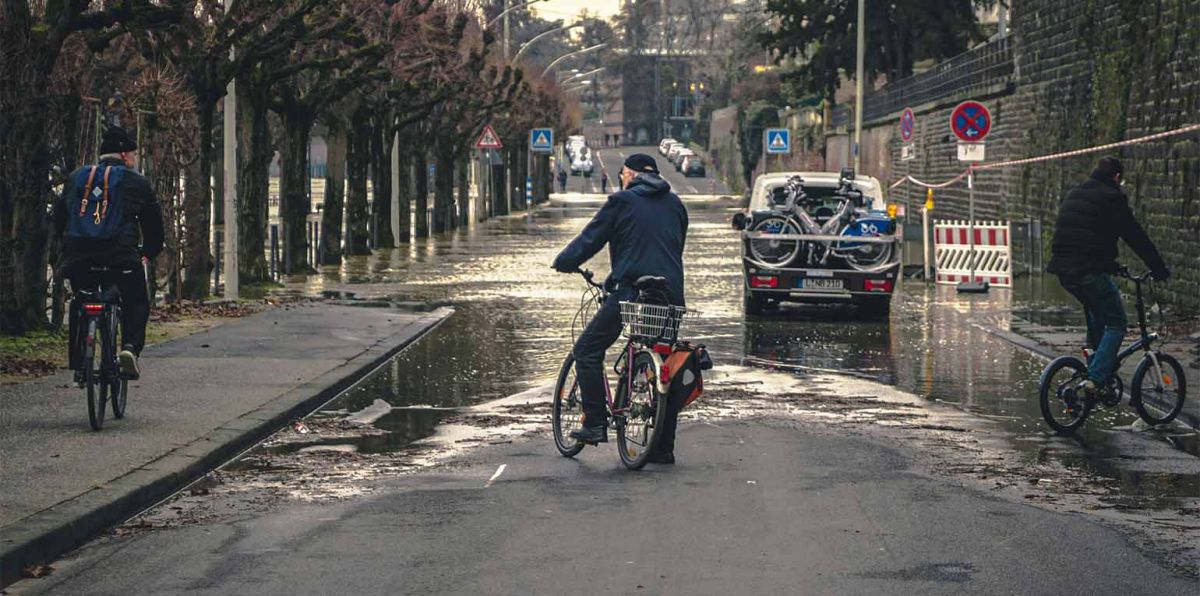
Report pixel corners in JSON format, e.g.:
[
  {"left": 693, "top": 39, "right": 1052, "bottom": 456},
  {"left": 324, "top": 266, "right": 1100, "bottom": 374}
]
[
  {"left": 73, "top": 370, "right": 85, "bottom": 388},
  {"left": 1077, "top": 379, "right": 1114, "bottom": 403},
  {"left": 118, "top": 346, "right": 140, "bottom": 380}
]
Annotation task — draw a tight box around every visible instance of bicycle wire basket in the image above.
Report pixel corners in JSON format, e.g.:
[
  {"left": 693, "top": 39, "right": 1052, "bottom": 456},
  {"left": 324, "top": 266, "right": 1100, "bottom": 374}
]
[{"left": 619, "top": 302, "right": 698, "bottom": 343}]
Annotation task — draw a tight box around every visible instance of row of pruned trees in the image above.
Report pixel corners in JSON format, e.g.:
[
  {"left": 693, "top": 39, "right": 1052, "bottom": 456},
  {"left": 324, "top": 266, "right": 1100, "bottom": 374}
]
[{"left": 0, "top": 0, "right": 574, "bottom": 335}]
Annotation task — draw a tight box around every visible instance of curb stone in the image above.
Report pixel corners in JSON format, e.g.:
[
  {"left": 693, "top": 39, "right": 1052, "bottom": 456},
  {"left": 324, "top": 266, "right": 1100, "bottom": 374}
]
[{"left": 0, "top": 307, "right": 451, "bottom": 587}]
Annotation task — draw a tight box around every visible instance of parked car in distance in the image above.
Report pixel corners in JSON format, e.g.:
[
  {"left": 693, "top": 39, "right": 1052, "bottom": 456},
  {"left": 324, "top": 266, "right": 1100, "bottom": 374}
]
[
  {"left": 666, "top": 143, "right": 688, "bottom": 163},
  {"left": 658, "top": 138, "right": 677, "bottom": 155},
  {"left": 673, "top": 149, "right": 695, "bottom": 171},
  {"left": 682, "top": 156, "right": 706, "bottom": 177},
  {"left": 565, "top": 135, "right": 587, "bottom": 161}
]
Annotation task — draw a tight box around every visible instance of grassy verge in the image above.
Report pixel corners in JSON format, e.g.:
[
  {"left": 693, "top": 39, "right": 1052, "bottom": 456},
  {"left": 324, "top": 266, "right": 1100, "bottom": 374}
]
[{"left": 1, "top": 301, "right": 266, "bottom": 384}]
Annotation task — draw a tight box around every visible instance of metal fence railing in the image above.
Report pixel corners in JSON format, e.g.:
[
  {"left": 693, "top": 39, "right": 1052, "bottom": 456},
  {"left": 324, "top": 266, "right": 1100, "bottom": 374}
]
[{"left": 864, "top": 37, "right": 1013, "bottom": 122}]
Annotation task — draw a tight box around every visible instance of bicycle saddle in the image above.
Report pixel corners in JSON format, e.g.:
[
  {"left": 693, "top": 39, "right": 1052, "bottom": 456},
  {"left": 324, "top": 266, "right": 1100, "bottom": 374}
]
[{"left": 633, "top": 275, "right": 668, "bottom": 290}]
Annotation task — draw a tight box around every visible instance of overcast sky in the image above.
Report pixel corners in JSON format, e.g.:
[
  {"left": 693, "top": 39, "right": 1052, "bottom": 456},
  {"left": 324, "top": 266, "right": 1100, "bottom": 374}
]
[{"left": 530, "top": 0, "right": 623, "bottom": 20}]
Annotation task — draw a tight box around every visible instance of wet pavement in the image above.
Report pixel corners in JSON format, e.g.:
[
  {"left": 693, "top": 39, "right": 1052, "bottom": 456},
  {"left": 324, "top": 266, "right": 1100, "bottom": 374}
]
[{"left": 10, "top": 174, "right": 1198, "bottom": 591}]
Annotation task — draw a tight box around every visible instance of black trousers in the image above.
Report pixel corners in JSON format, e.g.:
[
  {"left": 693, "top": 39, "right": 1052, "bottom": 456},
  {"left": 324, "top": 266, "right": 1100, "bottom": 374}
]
[
  {"left": 572, "top": 287, "right": 681, "bottom": 453},
  {"left": 68, "top": 264, "right": 149, "bottom": 369}
]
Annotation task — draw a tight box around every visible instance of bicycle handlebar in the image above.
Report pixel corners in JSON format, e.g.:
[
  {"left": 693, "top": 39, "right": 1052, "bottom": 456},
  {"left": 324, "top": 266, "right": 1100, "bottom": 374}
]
[{"left": 1116, "top": 267, "right": 1153, "bottom": 283}]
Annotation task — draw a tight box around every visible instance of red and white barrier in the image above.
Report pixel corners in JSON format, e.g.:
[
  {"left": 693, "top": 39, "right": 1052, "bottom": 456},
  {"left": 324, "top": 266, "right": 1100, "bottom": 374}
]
[{"left": 934, "top": 220, "right": 1012, "bottom": 287}]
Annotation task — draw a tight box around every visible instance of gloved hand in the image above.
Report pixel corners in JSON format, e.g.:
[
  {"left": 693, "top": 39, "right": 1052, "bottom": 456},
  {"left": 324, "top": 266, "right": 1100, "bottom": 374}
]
[{"left": 1152, "top": 267, "right": 1171, "bottom": 281}]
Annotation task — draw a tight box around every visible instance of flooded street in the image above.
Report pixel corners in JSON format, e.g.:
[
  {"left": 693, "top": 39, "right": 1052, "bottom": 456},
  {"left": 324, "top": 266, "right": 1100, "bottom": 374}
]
[{"left": 260, "top": 203, "right": 1198, "bottom": 503}]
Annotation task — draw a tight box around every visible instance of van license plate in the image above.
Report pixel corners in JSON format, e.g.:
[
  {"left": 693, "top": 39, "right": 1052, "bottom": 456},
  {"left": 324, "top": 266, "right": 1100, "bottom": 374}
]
[{"left": 797, "top": 278, "right": 844, "bottom": 290}]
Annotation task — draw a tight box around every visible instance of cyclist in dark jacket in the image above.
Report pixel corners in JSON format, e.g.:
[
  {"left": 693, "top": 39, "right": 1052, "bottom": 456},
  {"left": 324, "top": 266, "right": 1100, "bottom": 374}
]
[
  {"left": 53, "top": 126, "right": 165, "bottom": 381},
  {"left": 553, "top": 153, "right": 688, "bottom": 462},
  {"left": 1047, "top": 157, "right": 1169, "bottom": 399}
]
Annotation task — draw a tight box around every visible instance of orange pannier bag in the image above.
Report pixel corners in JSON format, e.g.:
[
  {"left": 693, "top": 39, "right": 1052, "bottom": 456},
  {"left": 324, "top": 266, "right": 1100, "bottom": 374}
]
[{"left": 664, "top": 344, "right": 712, "bottom": 409}]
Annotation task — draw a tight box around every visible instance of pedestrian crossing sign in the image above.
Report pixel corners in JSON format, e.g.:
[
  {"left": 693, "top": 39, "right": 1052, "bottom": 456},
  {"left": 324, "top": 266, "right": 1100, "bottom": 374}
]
[
  {"left": 530, "top": 128, "right": 554, "bottom": 153},
  {"left": 765, "top": 128, "right": 791, "bottom": 154}
]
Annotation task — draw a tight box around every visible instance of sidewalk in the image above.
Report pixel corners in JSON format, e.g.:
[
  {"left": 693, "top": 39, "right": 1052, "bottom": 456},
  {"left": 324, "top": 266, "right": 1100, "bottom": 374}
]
[
  {"left": 0, "top": 302, "right": 450, "bottom": 585},
  {"left": 973, "top": 277, "right": 1200, "bottom": 430}
]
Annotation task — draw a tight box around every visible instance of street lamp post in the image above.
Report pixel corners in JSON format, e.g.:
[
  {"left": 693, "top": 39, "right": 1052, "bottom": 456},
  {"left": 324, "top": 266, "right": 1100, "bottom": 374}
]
[
  {"left": 511, "top": 23, "right": 583, "bottom": 65},
  {"left": 853, "top": 0, "right": 865, "bottom": 173},
  {"left": 540, "top": 44, "right": 608, "bottom": 77}
]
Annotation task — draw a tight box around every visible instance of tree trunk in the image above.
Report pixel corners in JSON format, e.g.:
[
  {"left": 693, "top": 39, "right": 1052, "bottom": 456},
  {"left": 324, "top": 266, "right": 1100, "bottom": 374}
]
[
  {"left": 237, "top": 78, "right": 272, "bottom": 283},
  {"left": 181, "top": 102, "right": 216, "bottom": 298},
  {"left": 279, "top": 111, "right": 315, "bottom": 273},
  {"left": 433, "top": 142, "right": 455, "bottom": 233},
  {"left": 414, "top": 147, "right": 430, "bottom": 238},
  {"left": 345, "top": 106, "right": 371, "bottom": 255},
  {"left": 456, "top": 152, "right": 470, "bottom": 226},
  {"left": 370, "top": 113, "right": 395, "bottom": 248},
  {"left": 319, "top": 120, "right": 347, "bottom": 265},
  {"left": 395, "top": 137, "right": 412, "bottom": 243}
]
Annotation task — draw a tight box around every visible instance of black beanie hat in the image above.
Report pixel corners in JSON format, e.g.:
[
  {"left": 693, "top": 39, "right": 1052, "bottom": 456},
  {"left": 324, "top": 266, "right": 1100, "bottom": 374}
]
[
  {"left": 623, "top": 153, "right": 659, "bottom": 174},
  {"left": 100, "top": 126, "right": 137, "bottom": 155},
  {"left": 1094, "top": 156, "right": 1124, "bottom": 178}
]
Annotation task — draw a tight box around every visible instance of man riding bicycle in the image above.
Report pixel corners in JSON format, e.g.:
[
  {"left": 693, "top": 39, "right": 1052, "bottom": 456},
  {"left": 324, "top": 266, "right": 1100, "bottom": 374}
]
[
  {"left": 53, "top": 126, "right": 164, "bottom": 382},
  {"left": 552, "top": 153, "right": 688, "bottom": 463},
  {"left": 1047, "top": 157, "right": 1169, "bottom": 402}
]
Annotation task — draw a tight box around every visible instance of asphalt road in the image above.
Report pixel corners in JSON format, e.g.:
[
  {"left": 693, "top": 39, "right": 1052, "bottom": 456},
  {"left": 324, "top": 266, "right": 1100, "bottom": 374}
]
[
  {"left": 15, "top": 420, "right": 1194, "bottom": 595},
  {"left": 560, "top": 145, "right": 729, "bottom": 196}
]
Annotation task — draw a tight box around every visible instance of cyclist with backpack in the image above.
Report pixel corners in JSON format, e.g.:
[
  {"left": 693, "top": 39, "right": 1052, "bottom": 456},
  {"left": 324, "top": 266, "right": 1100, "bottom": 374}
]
[
  {"left": 553, "top": 153, "right": 688, "bottom": 463},
  {"left": 53, "top": 126, "right": 164, "bottom": 382}
]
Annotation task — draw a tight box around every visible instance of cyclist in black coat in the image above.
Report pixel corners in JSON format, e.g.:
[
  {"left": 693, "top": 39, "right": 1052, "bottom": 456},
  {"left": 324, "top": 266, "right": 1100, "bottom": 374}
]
[
  {"left": 53, "top": 126, "right": 164, "bottom": 381},
  {"left": 1047, "top": 157, "right": 1169, "bottom": 400},
  {"left": 553, "top": 153, "right": 688, "bottom": 463}
]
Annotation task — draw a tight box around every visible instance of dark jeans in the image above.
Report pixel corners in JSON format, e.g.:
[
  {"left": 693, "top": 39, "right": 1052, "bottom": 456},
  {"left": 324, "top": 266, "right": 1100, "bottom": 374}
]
[
  {"left": 68, "top": 265, "right": 149, "bottom": 369},
  {"left": 1058, "top": 273, "right": 1127, "bottom": 383},
  {"left": 573, "top": 288, "right": 683, "bottom": 452}
]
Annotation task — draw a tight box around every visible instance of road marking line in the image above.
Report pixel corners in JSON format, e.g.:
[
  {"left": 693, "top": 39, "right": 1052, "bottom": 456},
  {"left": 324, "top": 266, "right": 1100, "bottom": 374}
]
[{"left": 485, "top": 463, "right": 507, "bottom": 487}]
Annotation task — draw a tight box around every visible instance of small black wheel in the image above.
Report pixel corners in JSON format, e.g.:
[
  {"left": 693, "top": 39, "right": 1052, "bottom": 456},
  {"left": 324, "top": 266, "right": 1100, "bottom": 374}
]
[
  {"left": 85, "top": 320, "right": 106, "bottom": 431},
  {"left": 1038, "top": 356, "right": 1092, "bottom": 434},
  {"left": 105, "top": 311, "right": 128, "bottom": 419},
  {"left": 615, "top": 352, "right": 668, "bottom": 470},
  {"left": 744, "top": 289, "right": 765, "bottom": 316},
  {"left": 551, "top": 353, "right": 586, "bottom": 457},
  {"left": 1132, "top": 352, "right": 1186, "bottom": 426}
]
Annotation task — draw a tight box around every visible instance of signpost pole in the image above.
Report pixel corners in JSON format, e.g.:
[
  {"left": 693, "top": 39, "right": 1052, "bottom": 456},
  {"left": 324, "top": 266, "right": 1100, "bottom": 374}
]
[{"left": 956, "top": 165, "right": 988, "bottom": 293}]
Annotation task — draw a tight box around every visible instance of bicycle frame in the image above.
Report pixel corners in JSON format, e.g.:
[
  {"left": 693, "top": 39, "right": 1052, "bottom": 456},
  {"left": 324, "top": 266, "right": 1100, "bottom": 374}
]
[{"left": 573, "top": 270, "right": 672, "bottom": 415}]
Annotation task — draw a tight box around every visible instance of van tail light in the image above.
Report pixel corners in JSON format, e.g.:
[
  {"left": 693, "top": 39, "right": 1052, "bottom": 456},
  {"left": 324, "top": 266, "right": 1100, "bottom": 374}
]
[
  {"left": 864, "top": 280, "right": 893, "bottom": 292},
  {"left": 750, "top": 275, "right": 779, "bottom": 288},
  {"left": 83, "top": 304, "right": 104, "bottom": 314}
]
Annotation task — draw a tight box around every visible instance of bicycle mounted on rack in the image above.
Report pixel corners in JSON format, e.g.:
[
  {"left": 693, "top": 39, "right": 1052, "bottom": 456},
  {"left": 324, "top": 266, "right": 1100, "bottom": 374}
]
[{"left": 732, "top": 168, "right": 902, "bottom": 316}]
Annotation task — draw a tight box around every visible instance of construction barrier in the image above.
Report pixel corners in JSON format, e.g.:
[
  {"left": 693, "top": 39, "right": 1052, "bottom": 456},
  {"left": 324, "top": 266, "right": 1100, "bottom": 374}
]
[{"left": 934, "top": 220, "right": 1012, "bottom": 287}]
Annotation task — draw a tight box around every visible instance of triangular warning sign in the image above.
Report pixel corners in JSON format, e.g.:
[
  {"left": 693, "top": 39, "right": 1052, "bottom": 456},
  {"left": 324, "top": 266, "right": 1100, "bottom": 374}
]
[
  {"left": 769, "top": 132, "right": 787, "bottom": 149},
  {"left": 533, "top": 132, "right": 549, "bottom": 147},
  {"left": 475, "top": 124, "right": 503, "bottom": 149}
]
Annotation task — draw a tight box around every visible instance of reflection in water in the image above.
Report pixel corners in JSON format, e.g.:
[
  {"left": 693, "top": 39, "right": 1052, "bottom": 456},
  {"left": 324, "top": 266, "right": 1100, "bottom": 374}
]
[{"left": 284, "top": 207, "right": 1196, "bottom": 501}]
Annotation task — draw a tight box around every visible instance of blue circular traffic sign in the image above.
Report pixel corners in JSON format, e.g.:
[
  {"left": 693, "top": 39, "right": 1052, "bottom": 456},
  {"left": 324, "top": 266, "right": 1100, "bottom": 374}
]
[
  {"left": 899, "top": 108, "right": 915, "bottom": 141},
  {"left": 950, "top": 101, "right": 991, "bottom": 142}
]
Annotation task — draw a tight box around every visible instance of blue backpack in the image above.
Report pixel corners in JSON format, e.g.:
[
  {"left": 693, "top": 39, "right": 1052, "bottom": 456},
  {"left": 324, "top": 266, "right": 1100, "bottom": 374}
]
[{"left": 66, "top": 165, "right": 130, "bottom": 240}]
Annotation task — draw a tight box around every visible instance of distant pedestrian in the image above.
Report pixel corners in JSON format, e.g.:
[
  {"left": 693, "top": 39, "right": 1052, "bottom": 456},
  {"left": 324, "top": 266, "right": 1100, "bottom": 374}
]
[
  {"left": 600, "top": 168, "right": 609, "bottom": 193},
  {"left": 557, "top": 168, "right": 568, "bottom": 193}
]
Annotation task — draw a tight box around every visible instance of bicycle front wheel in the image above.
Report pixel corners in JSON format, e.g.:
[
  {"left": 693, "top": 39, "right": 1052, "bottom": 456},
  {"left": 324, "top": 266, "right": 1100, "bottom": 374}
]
[
  {"left": 1038, "top": 356, "right": 1091, "bottom": 434},
  {"left": 108, "top": 311, "right": 128, "bottom": 419},
  {"left": 552, "top": 353, "right": 585, "bottom": 457},
  {"left": 615, "top": 351, "right": 668, "bottom": 470},
  {"left": 85, "top": 319, "right": 106, "bottom": 431},
  {"left": 1132, "top": 352, "right": 1186, "bottom": 426}
]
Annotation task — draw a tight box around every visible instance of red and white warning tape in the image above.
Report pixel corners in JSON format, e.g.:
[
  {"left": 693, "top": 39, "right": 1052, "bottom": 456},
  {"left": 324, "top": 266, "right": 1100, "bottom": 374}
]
[{"left": 888, "top": 122, "right": 1200, "bottom": 190}]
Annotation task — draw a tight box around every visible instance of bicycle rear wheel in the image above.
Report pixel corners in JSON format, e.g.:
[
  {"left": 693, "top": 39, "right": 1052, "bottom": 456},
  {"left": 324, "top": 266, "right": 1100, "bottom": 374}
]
[
  {"left": 615, "top": 351, "right": 668, "bottom": 470},
  {"left": 1132, "top": 352, "right": 1186, "bottom": 426},
  {"left": 108, "top": 311, "right": 128, "bottom": 419},
  {"left": 85, "top": 319, "right": 107, "bottom": 430},
  {"left": 552, "top": 354, "right": 585, "bottom": 457},
  {"left": 1038, "top": 356, "right": 1092, "bottom": 434}
]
